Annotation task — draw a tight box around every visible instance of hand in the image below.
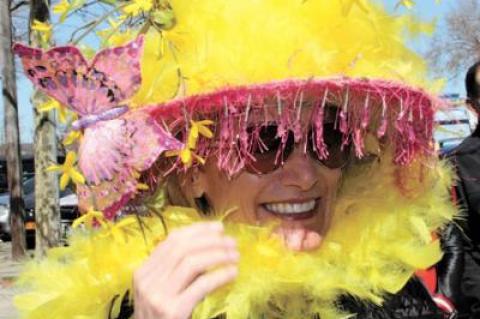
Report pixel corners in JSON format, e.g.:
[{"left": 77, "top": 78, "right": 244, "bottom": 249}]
[
  {"left": 133, "top": 222, "right": 239, "bottom": 319},
  {"left": 274, "top": 226, "right": 322, "bottom": 251}
]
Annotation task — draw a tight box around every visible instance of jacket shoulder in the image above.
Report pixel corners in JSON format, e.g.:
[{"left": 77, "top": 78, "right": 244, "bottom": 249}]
[{"left": 446, "top": 136, "right": 480, "bottom": 159}]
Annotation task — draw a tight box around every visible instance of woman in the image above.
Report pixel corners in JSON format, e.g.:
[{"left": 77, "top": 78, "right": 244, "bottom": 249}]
[{"left": 14, "top": 1, "right": 458, "bottom": 318}]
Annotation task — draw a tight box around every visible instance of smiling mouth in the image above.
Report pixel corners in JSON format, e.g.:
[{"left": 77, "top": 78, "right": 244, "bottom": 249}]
[{"left": 261, "top": 199, "right": 319, "bottom": 220}]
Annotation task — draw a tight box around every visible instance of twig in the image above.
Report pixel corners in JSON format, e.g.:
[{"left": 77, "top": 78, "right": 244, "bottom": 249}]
[
  {"left": 99, "top": 18, "right": 127, "bottom": 45},
  {"left": 71, "top": 4, "right": 125, "bottom": 45},
  {"left": 65, "top": 0, "right": 106, "bottom": 20},
  {"left": 69, "top": 20, "right": 96, "bottom": 43},
  {"left": 10, "top": 0, "right": 29, "bottom": 12}
]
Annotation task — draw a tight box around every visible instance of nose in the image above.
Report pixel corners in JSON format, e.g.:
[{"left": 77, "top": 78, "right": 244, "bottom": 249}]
[{"left": 279, "top": 146, "right": 318, "bottom": 191}]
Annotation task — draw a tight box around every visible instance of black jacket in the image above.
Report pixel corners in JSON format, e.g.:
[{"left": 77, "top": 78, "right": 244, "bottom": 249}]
[
  {"left": 447, "top": 126, "right": 480, "bottom": 318},
  {"left": 339, "top": 278, "right": 452, "bottom": 319}
]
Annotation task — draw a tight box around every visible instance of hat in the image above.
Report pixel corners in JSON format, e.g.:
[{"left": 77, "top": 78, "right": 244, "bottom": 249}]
[{"left": 15, "top": 0, "right": 442, "bottom": 217}]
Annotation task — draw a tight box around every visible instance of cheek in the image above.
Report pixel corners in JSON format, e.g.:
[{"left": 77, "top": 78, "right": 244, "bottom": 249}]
[
  {"left": 320, "top": 168, "right": 342, "bottom": 221},
  {"left": 202, "top": 168, "right": 264, "bottom": 222},
  {"left": 318, "top": 163, "right": 342, "bottom": 190}
]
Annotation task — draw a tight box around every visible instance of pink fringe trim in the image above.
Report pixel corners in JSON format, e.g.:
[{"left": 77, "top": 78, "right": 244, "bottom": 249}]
[{"left": 148, "top": 77, "right": 442, "bottom": 176}]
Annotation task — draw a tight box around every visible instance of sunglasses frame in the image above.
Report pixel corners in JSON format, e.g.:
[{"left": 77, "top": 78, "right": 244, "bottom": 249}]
[{"left": 243, "top": 123, "right": 352, "bottom": 175}]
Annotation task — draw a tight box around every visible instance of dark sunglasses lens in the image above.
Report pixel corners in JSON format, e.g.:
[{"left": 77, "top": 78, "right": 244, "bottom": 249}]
[
  {"left": 246, "top": 125, "right": 294, "bottom": 174},
  {"left": 308, "top": 123, "right": 349, "bottom": 169}
]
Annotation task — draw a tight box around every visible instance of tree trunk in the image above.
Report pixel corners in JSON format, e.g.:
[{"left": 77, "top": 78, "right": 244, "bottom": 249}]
[
  {"left": 1, "top": 0, "right": 27, "bottom": 260},
  {"left": 29, "top": 0, "right": 61, "bottom": 256}
]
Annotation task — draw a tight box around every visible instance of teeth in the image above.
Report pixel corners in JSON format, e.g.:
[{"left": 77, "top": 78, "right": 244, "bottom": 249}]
[{"left": 265, "top": 200, "right": 316, "bottom": 214}]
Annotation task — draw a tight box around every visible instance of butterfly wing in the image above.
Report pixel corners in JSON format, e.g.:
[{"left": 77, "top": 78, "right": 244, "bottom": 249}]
[
  {"left": 77, "top": 108, "right": 182, "bottom": 217},
  {"left": 13, "top": 37, "right": 144, "bottom": 116},
  {"left": 78, "top": 120, "right": 128, "bottom": 185},
  {"left": 91, "top": 36, "right": 144, "bottom": 101},
  {"left": 123, "top": 108, "right": 183, "bottom": 172},
  {"left": 77, "top": 175, "right": 137, "bottom": 219},
  {"left": 13, "top": 44, "right": 90, "bottom": 115}
]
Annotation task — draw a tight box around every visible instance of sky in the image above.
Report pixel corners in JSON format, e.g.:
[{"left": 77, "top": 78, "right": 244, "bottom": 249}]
[{"left": 0, "top": 0, "right": 466, "bottom": 144}]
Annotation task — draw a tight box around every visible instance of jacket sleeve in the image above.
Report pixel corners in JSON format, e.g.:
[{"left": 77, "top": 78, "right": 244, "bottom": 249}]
[
  {"left": 437, "top": 223, "right": 464, "bottom": 308},
  {"left": 450, "top": 153, "right": 480, "bottom": 318}
]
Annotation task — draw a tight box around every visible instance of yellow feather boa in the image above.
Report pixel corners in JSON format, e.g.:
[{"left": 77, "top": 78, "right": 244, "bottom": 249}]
[{"left": 14, "top": 158, "right": 456, "bottom": 319}]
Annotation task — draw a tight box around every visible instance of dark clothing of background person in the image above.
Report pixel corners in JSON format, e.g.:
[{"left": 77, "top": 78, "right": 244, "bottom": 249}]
[{"left": 447, "top": 124, "right": 480, "bottom": 318}]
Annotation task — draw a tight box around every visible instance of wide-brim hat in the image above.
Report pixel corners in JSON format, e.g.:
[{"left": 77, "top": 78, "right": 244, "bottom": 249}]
[
  {"left": 136, "top": 0, "right": 441, "bottom": 174},
  {"left": 14, "top": 0, "right": 444, "bottom": 216}
]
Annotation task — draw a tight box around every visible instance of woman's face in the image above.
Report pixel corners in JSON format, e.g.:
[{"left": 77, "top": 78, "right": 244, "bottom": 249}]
[{"left": 183, "top": 106, "right": 344, "bottom": 251}]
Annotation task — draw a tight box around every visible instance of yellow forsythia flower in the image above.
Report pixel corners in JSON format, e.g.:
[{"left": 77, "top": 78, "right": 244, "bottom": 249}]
[
  {"left": 165, "top": 119, "right": 214, "bottom": 167},
  {"left": 72, "top": 209, "right": 108, "bottom": 229},
  {"left": 31, "top": 20, "right": 52, "bottom": 44},
  {"left": 187, "top": 120, "right": 214, "bottom": 149},
  {"left": 38, "top": 98, "right": 70, "bottom": 123},
  {"left": 53, "top": 0, "right": 71, "bottom": 22},
  {"left": 122, "top": 0, "right": 153, "bottom": 16},
  {"left": 46, "top": 151, "right": 85, "bottom": 190},
  {"left": 396, "top": 0, "right": 415, "bottom": 9},
  {"left": 63, "top": 130, "right": 82, "bottom": 146}
]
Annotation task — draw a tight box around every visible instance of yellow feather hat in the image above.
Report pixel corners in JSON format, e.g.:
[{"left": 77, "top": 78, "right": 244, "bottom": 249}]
[
  {"left": 133, "top": 0, "right": 436, "bottom": 105},
  {"left": 126, "top": 0, "right": 444, "bottom": 178}
]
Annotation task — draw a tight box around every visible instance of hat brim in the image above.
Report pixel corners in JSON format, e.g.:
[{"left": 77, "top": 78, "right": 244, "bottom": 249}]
[
  {"left": 150, "top": 77, "right": 439, "bottom": 117},
  {"left": 148, "top": 77, "right": 440, "bottom": 169}
]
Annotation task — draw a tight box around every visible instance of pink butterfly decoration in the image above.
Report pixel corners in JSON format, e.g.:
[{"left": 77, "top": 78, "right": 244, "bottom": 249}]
[{"left": 13, "top": 37, "right": 182, "bottom": 218}]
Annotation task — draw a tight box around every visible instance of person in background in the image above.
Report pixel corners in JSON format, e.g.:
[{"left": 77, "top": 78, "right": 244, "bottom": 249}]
[{"left": 446, "top": 61, "right": 480, "bottom": 318}]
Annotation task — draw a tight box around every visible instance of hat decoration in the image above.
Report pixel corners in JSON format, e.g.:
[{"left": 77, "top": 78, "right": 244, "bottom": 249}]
[{"left": 13, "top": 37, "right": 183, "bottom": 218}]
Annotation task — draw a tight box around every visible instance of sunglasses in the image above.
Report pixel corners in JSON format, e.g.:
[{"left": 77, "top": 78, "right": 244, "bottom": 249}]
[{"left": 244, "top": 123, "right": 350, "bottom": 174}]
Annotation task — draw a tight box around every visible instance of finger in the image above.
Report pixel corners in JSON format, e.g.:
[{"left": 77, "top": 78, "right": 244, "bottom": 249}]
[
  {"left": 156, "top": 222, "right": 224, "bottom": 257},
  {"left": 274, "top": 227, "right": 321, "bottom": 251},
  {"left": 171, "top": 247, "right": 239, "bottom": 293},
  {"left": 274, "top": 227, "right": 305, "bottom": 251},
  {"left": 133, "top": 291, "right": 146, "bottom": 319},
  {"left": 301, "top": 231, "right": 322, "bottom": 251},
  {"left": 139, "top": 222, "right": 226, "bottom": 277},
  {"left": 285, "top": 228, "right": 305, "bottom": 251},
  {"left": 141, "top": 233, "right": 236, "bottom": 283},
  {"left": 178, "top": 265, "right": 238, "bottom": 317}
]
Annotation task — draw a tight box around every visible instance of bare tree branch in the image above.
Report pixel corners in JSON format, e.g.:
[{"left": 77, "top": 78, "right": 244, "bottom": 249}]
[
  {"left": 427, "top": 0, "right": 480, "bottom": 80},
  {"left": 10, "top": 0, "right": 30, "bottom": 12}
]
